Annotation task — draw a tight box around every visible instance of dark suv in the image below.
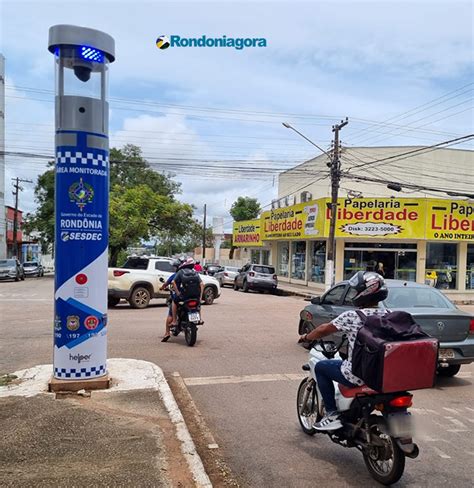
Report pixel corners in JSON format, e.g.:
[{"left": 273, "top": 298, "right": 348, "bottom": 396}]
[{"left": 234, "top": 264, "right": 278, "bottom": 293}]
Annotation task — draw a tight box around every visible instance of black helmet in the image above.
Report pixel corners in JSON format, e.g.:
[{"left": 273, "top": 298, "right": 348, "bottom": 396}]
[
  {"left": 348, "top": 271, "right": 388, "bottom": 307},
  {"left": 172, "top": 259, "right": 181, "bottom": 270}
]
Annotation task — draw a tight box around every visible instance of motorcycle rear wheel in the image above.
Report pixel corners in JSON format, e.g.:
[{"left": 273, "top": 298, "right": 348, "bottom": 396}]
[
  {"left": 363, "top": 421, "right": 406, "bottom": 486},
  {"left": 185, "top": 324, "right": 197, "bottom": 346},
  {"left": 296, "top": 378, "right": 323, "bottom": 435}
]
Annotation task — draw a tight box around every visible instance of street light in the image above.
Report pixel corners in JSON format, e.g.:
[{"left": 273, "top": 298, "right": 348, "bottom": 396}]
[{"left": 282, "top": 120, "right": 348, "bottom": 288}]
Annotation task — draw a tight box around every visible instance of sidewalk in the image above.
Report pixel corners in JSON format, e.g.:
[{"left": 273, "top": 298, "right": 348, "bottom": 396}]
[
  {"left": 0, "top": 359, "right": 211, "bottom": 488},
  {"left": 277, "top": 281, "right": 319, "bottom": 299}
]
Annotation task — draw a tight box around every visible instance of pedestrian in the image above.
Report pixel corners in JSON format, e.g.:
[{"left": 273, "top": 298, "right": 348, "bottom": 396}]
[{"left": 376, "top": 262, "right": 385, "bottom": 278}]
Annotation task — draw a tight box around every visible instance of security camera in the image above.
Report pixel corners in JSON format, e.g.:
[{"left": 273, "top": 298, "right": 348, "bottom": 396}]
[{"left": 73, "top": 65, "right": 92, "bottom": 82}]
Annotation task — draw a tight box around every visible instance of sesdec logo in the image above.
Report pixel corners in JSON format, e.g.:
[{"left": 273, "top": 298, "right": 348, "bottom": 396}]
[{"left": 156, "top": 34, "right": 267, "bottom": 50}]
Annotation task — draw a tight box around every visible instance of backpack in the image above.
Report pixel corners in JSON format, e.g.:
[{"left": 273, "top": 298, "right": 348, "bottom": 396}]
[
  {"left": 352, "top": 310, "right": 438, "bottom": 392},
  {"left": 177, "top": 268, "right": 202, "bottom": 300}
]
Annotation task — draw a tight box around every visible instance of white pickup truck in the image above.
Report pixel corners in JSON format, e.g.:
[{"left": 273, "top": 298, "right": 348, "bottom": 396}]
[{"left": 108, "top": 256, "right": 221, "bottom": 309}]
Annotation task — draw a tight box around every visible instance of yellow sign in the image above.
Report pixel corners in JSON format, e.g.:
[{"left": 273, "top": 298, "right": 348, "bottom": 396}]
[
  {"left": 262, "top": 200, "right": 325, "bottom": 240},
  {"left": 232, "top": 219, "right": 263, "bottom": 247},
  {"left": 325, "top": 198, "right": 426, "bottom": 239},
  {"left": 426, "top": 199, "right": 474, "bottom": 241}
]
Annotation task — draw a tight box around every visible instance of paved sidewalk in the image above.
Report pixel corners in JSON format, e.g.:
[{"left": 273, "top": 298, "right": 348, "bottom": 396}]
[{"left": 0, "top": 359, "right": 211, "bottom": 488}]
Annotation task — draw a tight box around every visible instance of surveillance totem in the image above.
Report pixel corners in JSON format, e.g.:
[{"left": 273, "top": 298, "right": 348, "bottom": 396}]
[{"left": 48, "top": 25, "right": 115, "bottom": 380}]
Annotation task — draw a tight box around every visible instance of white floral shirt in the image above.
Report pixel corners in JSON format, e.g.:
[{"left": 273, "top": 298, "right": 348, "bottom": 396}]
[{"left": 332, "top": 308, "right": 390, "bottom": 386}]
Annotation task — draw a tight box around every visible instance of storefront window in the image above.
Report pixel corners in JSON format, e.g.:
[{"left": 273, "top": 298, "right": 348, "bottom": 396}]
[
  {"left": 426, "top": 243, "right": 458, "bottom": 290},
  {"left": 344, "top": 245, "right": 416, "bottom": 281},
  {"left": 251, "top": 250, "right": 260, "bottom": 264},
  {"left": 277, "top": 242, "right": 289, "bottom": 277},
  {"left": 467, "top": 245, "right": 474, "bottom": 290},
  {"left": 292, "top": 241, "right": 306, "bottom": 280},
  {"left": 310, "top": 241, "right": 326, "bottom": 283},
  {"left": 262, "top": 250, "right": 270, "bottom": 266}
]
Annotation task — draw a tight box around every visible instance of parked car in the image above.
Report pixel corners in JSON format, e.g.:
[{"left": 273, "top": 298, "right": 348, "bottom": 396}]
[
  {"left": 234, "top": 264, "right": 278, "bottom": 293},
  {"left": 298, "top": 279, "right": 474, "bottom": 377},
  {"left": 204, "top": 264, "right": 221, "bottom": 276},
  {"left": 0, "top": 259, "right": 25, "bottom": 281},
  {"left": 214, "top": 266, "right": 240, "bottom": 287},
  {"left": 23, "top": 261, "right": 44, "bottom": 277},
  {"left": 108, "top": 256, "right": 221, "bottom": 309}
]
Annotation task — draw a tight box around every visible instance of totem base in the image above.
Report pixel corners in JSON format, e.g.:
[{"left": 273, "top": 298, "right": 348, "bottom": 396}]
[{"left": 49, "top": 374, "right": 111, "bottom": 393}]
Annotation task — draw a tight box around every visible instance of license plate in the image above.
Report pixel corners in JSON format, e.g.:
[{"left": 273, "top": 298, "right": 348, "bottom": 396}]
[
  {"left": 439, "top": 349, "right": 455, "bottom": 359},
  {"left": 188, "top": 312, "right": 200, "bottom": 322},
  {"left": 388, "top": 412, "right": 413, "bottom": 437}
]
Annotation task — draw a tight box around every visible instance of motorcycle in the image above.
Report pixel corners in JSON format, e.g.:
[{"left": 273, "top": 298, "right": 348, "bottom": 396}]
[
  {"left": 160, "top": 277, "right": 203, "bottom": 347},
  {"left": 297, "top": 338, "right": 419, "bottom": 486},
  {"left": 171, "top": 297, "right": 203, "bottom": 347}
]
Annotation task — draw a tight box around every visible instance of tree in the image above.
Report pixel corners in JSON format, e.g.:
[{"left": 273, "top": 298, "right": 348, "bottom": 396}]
[
  {"left": 230, "top": 196, "right": 261, "bottom": 222},
  {"left": 229, "top": 196, "right": 261, "bottom": 258}
]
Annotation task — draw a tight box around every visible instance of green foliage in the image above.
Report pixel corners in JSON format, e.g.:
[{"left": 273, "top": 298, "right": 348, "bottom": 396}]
[{"left": 230, "top": 196, "right": 261, "bottom": 222}]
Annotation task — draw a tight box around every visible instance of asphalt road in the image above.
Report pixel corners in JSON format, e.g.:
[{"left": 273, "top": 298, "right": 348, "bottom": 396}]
[{"left": 1, "top": 277, "right": 473, "bottom": 487}]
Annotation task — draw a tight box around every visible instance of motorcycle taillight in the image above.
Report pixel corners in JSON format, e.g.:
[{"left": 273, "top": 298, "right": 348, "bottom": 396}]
[
  {"left": 187, "top": 300, "right": 198, "bottom": 308},
  {"left": 389, "top": 395, "right": 413, "bottom": 408}
]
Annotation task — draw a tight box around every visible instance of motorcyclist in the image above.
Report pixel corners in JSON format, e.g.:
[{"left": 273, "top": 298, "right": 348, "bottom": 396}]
[
  {"left": 171, "top": 257, "right": 204, "bottom": 324},
  {"left": 159, "top": 258, "right": 183, "bottom": 342},
  {"left": 298, "top": 271, "right": 389, "bottom": 431}
]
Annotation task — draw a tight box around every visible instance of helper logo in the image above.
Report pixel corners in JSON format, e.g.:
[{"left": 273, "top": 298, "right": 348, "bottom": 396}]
[
  {"left": 69, "top": 353, "right": 91, "bottom": 364},
  {"left": 156, "top": 35, "right": 267, "bottom": 50}
]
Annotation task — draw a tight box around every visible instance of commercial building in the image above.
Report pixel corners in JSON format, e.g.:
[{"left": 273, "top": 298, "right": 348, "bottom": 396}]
[
  {"left": 233, "top": 146, "right": 474, "bottom": 301},
  {"left": 5, "top": 205, "right": 23, "bottom": 259}
]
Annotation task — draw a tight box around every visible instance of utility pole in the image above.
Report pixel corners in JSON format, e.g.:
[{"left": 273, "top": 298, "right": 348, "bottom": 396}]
[
  {"left": 202, "top": 204, "right": 207, "bottom": 262},
  {"left": 326, "top": 118, "right": 348, "bottom": 288},
  {"left": 11, "top": 177, "right": 32, "bottom": 260}
]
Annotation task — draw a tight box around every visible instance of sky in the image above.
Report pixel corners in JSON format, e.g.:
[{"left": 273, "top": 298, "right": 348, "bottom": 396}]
[{"left": 1, "top": 0, "right": 473, "bottom": 230}]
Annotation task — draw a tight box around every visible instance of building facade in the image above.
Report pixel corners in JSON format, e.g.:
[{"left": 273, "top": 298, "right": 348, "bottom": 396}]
[
  {"left": 6, "top": 205, "right": 23, "bottom": 259},
  {"left": 233, "top": 147, "right": 474, "bottom": 301}
]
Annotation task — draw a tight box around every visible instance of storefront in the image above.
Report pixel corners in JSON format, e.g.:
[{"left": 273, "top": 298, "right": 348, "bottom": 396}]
[{"left": 232, "top": 197, "right": 474, "bottom": 300}]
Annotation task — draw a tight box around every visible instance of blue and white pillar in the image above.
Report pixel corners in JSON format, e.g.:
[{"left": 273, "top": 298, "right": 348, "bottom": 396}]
[{"left": 48, "top": 25, "right": 115, "bottom": 380}]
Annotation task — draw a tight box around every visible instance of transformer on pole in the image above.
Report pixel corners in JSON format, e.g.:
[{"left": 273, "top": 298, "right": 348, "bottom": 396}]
[{"left": 48, "top": 25, "right": 115, "bottom": 385}]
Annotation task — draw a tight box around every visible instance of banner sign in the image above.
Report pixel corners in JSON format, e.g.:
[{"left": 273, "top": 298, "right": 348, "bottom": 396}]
[
  {"left": 232, "top": 219, "right": 262, "bottom": 247},
  {"left": 327, "top": 198, "right": 426, "bottom": 239},
  {"left": 262, "top": 200, "right": 324, "bottom": 240},
  {"left": 426, "top": 199, "right": 474, "bottom": 241},
  {"left": 54, "top": 130, "right": 108, "bottom": 379}
]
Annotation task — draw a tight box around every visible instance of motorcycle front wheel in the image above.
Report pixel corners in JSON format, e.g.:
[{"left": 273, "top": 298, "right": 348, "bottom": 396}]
[
  {"left": 185, "top": 324, "right": 197, "bottom": 346},
  {"left": 296, "top": 378, "right": 323, "bottom": 435},
  {"left": 363, "top": 420, "right": 406, "bottom": 486}
]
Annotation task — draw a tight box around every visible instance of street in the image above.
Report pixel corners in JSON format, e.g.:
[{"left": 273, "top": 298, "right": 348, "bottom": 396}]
[{"left": 1, "top": 277, "right": 474, "bottom": 487}]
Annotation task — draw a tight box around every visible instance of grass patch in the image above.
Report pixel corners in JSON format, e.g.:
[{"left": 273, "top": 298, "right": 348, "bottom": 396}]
[{"left": 0, "top": 374, "right": 18, "bottom": 386}]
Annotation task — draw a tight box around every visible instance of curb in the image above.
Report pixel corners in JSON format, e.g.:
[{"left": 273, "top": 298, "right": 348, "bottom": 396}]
[{"left": 0, "top": 358, "right": 212, "bottom": 488}]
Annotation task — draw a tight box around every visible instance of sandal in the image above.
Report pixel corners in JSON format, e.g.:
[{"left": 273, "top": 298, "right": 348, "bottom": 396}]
[{"left": 161, "top": 335, "right": 171, "bottom": 342}]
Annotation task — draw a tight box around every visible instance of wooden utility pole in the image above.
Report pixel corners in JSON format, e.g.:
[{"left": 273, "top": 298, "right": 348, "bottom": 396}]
[
  {"left": 11, "top": 177, "right": 32, "bottom": 259},
  {"left": 326, "top": 118, "right": 348, "bottom": 287},
  {"left": 202, "top": 204, "right": 207, "bottom": 262}
]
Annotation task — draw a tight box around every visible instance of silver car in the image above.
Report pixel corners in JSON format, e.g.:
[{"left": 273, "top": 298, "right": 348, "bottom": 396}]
[
  {"left": 0, "top": 259, "right": 25, "bottom": 281},
  {"left": 234, "top": 264, "right": 278, "bottom": 293},
  {"left": 214, "top": 266, "right": 240, "bottom": 287}
]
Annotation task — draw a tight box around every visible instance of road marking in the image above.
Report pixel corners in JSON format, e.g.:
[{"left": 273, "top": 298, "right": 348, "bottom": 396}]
[
  {"left": 443, "top": 407, "right": 461, "bottom": 415},
  {"left": 431, "top": 446, "right": 451, "bottom": 459},
  {"left": 445, "top": 417, "right": 469, "bottom": 429},
  {"left": 184, "top": 373, "right": 303, "bottom": 386}
]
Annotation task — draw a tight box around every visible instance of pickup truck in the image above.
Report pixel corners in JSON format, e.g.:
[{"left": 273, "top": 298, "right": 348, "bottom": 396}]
[{"left": 108, "top": 256, "right": 221, "bottom": 309}]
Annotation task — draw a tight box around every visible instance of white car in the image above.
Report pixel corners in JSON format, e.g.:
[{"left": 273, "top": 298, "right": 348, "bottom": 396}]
[{"left": 108, "top": 256, "right": 221, "bottom": 309}]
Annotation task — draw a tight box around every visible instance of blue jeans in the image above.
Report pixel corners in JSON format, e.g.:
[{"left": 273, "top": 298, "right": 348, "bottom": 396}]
[{"left": 314, "top": 359, "right": 355, "bottom": 415}]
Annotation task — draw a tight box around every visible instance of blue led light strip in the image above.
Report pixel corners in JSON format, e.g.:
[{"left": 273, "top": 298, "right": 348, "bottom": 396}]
[{"left": 79, "top": 45, "right": 104, "bottom": 63}]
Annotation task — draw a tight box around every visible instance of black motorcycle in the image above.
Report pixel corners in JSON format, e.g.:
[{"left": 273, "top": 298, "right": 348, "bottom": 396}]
[{"left": 171, "top": 297, "right": 203, "bottom": 347}]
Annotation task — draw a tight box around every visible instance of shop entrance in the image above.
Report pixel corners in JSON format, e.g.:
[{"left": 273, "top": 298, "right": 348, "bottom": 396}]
[{"left": 344, "top": 243, "right": 417, "bottom": 281}]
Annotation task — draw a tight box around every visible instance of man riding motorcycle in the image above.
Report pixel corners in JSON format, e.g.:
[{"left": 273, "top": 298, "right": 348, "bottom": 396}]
[
  {"left": 171, "top": 257, "right": 204, "bottom": 320},
  {"left": 298, "top": 271, "right": 389, "bottom": 431},
  {"left": 159, "top": 258, "right": 183, "bottom": 342}
]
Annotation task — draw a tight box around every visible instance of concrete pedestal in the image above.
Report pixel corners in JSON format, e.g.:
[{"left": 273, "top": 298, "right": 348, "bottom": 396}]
[{"left": 49, "top": 374, "right": 111, "bottom": 392}]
